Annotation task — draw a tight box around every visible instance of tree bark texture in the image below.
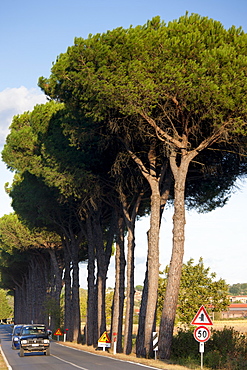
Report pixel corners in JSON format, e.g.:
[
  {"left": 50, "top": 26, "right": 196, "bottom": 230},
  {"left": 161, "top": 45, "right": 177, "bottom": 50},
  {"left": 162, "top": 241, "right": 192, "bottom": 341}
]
[
  {"left": 159, "top": 153, "right": 194, "bottom": 359},
  {"left": 136, "top": 262, "right": 148, "bottom": 356},
  {"left": 48, "top": 248, "right": 63, "bottom": 331},
  {"left": 143, "top": 189, "right": 161, "bottom": 357},
  {"left": 86, "top": 215, "right": 97, "bottom": 346},
  {"left": 123, "top": 226, "right": 135, "bottom": 354},
  {"left": 111, "top": 214, "right": 125, "bottom": 353},
  {"left": 63, "top": 242, "right": 73, "bottom": 341},
  {"left": 123, "top": 193, "right": 142, "bottom": 354},
  {"left": 127, "top": 144, "right": 164, "bottom": 357},
  {"left": 94, "top": 208, "right": 115, "bottom": 340}
]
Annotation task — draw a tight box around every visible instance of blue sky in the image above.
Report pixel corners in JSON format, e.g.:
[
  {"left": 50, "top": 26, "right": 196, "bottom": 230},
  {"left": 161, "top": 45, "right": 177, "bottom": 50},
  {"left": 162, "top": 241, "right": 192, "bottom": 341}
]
[
  {"left": 1, "top": 0, "right": 247, "bottom": 91},
  {"left": 1, "top": 0, "right": 247, "bottom": 288}
]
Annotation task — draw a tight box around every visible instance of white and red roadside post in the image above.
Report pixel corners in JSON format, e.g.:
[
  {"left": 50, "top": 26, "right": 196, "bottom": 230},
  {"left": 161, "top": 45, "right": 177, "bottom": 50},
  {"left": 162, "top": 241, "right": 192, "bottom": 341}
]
[
  {"left": 113, "top": 332, "right": 117, "bottom": 354},
  {"left": 64, "top": 328, "right": 68, "bottom": 342},
  {"left": 191, "top": 305, "right": 213, "bottom": 369}
]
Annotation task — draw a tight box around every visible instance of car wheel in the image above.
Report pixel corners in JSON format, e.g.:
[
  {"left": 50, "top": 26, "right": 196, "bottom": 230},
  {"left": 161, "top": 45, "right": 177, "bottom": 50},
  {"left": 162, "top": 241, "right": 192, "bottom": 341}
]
[
  {"left": 45, "top": 347, "right": 50, "bottom": 356},
  {"left": 20, "top": 348, "right": 25, "bottom": 357}
]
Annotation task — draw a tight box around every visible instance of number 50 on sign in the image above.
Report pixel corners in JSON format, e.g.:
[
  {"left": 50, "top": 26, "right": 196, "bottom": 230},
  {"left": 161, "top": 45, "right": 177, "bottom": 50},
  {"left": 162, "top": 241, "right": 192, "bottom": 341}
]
[{"left": 193, "top": 326, "right": 211, "bottom": 343}]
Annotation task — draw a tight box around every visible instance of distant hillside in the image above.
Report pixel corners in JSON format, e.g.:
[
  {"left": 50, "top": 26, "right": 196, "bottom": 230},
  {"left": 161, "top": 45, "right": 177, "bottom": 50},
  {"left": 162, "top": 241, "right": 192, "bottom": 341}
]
[{"left": 229, "top": 283, "right": 247, "bottom": 295}]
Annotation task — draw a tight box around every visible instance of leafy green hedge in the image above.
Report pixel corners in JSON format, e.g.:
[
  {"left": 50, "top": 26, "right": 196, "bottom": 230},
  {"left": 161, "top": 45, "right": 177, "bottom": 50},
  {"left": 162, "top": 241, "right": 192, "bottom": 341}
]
[{"left": 171, "top": 327, "right": 247, "bottom": 369}]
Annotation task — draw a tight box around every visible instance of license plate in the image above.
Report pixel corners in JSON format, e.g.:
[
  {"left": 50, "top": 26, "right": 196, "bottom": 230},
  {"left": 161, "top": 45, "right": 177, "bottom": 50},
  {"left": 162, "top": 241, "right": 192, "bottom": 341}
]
[{"left": 32, "top": 344, "right": 39, "bottom": 347}]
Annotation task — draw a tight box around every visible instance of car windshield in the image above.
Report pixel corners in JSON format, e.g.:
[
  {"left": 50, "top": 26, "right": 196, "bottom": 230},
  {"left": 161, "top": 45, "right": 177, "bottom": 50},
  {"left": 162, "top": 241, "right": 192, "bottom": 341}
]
[
  {"left": 13, "top": 326, "right": 22, "bottom": 335},
  {"left": 22, "top": 326, "right": 46, "bottom": 335}
]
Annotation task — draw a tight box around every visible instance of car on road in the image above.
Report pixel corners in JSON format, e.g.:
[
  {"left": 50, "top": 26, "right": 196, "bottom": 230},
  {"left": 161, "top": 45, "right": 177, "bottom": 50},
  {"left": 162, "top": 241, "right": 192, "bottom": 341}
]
[
  {"left": 11, "top": 324, "right": 23, "bottom": 349},
  {"left": 19, "top": 324, "right": 51, "bottom": 357}
]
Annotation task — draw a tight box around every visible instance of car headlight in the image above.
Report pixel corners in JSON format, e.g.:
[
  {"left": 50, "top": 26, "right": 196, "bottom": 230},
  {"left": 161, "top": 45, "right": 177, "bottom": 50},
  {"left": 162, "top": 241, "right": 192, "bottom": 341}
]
[
  {"left": 43, "top": 339, "right": 49, "bottom": 344},
  {"left": 21, "top": 340, "right": 27, "bottom": 344},
  {"left": 13, "top": 337, "right": 19, "bottom": 341}
]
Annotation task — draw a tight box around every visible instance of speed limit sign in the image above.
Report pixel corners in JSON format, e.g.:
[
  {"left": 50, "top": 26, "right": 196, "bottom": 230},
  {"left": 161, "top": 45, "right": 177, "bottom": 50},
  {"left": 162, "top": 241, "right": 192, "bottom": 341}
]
[{"left": 193, "top": 325, "right": 211, "bottom": 342}]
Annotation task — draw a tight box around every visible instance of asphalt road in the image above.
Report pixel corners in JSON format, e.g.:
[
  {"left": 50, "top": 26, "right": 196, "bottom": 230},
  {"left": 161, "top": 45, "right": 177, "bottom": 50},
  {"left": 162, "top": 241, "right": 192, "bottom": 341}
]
[{"left": 0, "top": 325, "right": 159, "bottom": 370}]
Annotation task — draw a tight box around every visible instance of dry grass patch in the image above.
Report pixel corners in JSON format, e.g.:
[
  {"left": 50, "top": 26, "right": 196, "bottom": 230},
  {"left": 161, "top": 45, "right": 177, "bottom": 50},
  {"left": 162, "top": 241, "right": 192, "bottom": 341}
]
[
  {"left": 58, "top": 341, "right": 197, "bottom": 370},
  {"left": 213, "top": 320, "right": 247, "bottom": 334},
  {"left": 0, "top": 349, "right": 7, "bottom": 370}
]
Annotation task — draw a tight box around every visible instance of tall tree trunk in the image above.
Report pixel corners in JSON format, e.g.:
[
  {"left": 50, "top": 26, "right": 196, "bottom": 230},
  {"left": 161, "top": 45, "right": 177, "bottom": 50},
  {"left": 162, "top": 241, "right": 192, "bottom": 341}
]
[
  {"left": 136, "top": 172, "right": 171, "bottom": 357},
  {"left": 21, "top": 277, "right": 28, "bottom": 323},
  {"left": 159, "top": 152, "right": 195, "bottom": 359},
  {"left": 123, "top": 227, "right": 135, "bottom": 354},
  {"left": 141, "top": 114, "right": 217, "bottom": 359},
  {"left": 95, "top": 223, "right": 107, "bottom": 339},
  {"left": 48, "top": 248, "right": 64, "bottom": 332},
  {"left": 20, "top": 253, "right": 53, "bottom": 325},
  {"left": 135, "top": 186, "right": 161, "bottom": 357},
  {"left": 86, "top": 215, "right": 97, "bottom": 346},
  {"left": 70, "top": 229, "right": 84, "bottom": 342},
  {"left": 63, "top": 228, "right": 83, "bottom": 343},
  {"left": 13, "top": 287, "right": 19, "bottom": 324},
  {"left": 123, "top": 192, "right": 142, "bottom": 354},
  {"left": 127, "top": 144, "right": 163, "bottom": 357},
  {"left": 94, "top": 208, "right": 115, "bottom": 340},
  {"left": 111, "top": 214, "right": 125, "bottom": 353},
  {"left": 71, "top": 252, "right": 81, "bottom": 342},
  {"left": 141, "top": 188, "right": 161, "bottom": 357},
  {"left": 63, "top": 242, "right": 73, "bottom": 340},
  {"left": 136, "top": 264, "right": 148, "bottom": 356},
  {"left": 13, "top": 282, "right": 23, "bottom": 324}
]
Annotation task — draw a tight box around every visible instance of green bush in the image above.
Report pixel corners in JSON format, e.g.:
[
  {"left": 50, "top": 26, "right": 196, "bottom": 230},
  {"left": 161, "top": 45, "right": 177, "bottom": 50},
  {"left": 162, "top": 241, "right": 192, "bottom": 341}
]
[
  {"left": 204, "top": 350, "right": 222, "bottom": 369},
  {"left": 171, "top": 327, "right": 247, "bottom": 369},
  {"left": 205, "top": 327, "right": 247, "bottom": 369},
  {"left": 171, "top": 328, "right": 199, "bottom": 362}
]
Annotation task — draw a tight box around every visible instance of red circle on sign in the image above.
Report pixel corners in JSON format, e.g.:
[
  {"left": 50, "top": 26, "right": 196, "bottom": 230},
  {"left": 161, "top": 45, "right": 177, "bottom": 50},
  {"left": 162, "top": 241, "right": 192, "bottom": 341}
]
[{"left": 193, "top": 326, "right": 211, "bottom": 342}]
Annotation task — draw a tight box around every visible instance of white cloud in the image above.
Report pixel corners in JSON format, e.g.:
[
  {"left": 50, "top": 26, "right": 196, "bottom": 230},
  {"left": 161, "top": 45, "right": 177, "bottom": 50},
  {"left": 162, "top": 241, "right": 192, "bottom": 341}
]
[{"left": 0, "top": 86, "right": 47, "bottom": 146}]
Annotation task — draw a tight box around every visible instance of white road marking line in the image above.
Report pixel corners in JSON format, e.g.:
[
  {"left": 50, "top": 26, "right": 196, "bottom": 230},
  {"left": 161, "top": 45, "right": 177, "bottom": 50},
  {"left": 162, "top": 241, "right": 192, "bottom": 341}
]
[
  {"left": 56, "top": 343, "right": 161, "bottom": 369},
  {"left": 0, "top": 346, "right": 12, "bottom": 370},
  {"left": 52, "top": 354, "right": 88, "bottom": 369}
]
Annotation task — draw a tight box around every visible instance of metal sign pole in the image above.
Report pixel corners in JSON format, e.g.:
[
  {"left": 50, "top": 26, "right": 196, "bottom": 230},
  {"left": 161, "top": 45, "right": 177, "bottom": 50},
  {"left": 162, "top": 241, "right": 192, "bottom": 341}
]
[{"left": 199, "top": 342, "right": 204, "bottom": 369}]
